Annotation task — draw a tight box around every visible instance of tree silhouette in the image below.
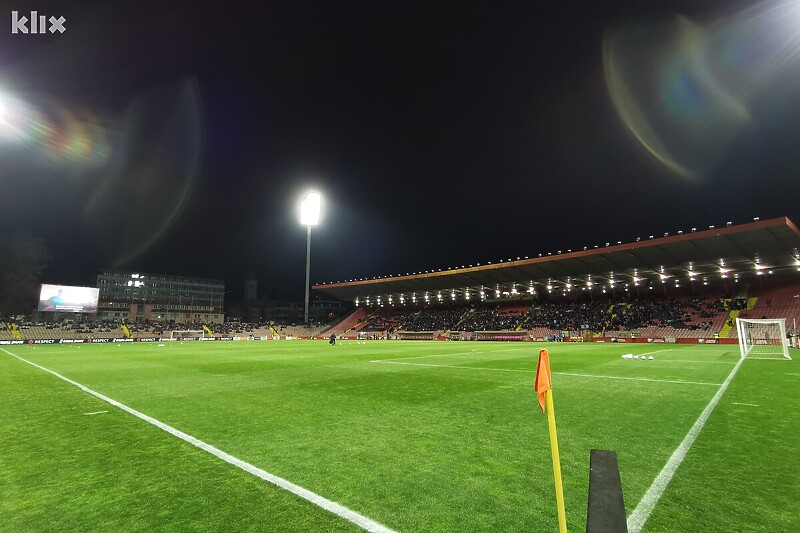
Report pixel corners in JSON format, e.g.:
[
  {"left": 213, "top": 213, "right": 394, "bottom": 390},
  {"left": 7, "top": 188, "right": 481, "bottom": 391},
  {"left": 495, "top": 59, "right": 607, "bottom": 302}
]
[{"left": 0, "top": 233, "right": 51, "bottom": 317}]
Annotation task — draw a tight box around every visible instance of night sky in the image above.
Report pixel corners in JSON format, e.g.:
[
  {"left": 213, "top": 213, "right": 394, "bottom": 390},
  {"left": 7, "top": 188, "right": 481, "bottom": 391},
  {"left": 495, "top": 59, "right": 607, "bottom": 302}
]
[{"left": 1, "top": 0, "right": 799, "bottom": 301}]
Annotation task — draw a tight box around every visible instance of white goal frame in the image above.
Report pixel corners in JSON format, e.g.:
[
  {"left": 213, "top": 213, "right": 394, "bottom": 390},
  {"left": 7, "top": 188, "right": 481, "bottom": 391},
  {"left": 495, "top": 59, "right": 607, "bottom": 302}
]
[
  {"left": 170, "top": 330, "right": 206, "bottom": 340},
  {"left": 735, "top": 318, "right": 791, "bottom": 360}
]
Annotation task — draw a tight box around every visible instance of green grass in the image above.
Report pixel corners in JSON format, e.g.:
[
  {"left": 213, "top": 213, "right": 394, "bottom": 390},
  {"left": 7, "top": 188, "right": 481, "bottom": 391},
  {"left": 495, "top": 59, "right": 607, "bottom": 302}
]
[{"left": 1, "top": 341, "right": 798, "bottom": 532}]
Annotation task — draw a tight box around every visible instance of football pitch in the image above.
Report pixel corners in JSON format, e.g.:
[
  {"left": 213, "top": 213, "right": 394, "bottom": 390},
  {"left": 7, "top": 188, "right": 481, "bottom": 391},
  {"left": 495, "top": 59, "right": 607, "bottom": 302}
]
[{"left": 1, "top": 340, "right": 798, "bottom": 532}]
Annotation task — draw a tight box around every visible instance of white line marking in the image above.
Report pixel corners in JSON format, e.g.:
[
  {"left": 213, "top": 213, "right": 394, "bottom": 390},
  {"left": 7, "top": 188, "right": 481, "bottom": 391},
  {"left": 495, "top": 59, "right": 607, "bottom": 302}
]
[
  {"left": 371, "top": 360, "right": 721, "bottom": 385},
  {"left": 554, "top": 371, "right": 721, "bottom": 387},
  {"left": 0, "top": 348, "right": 394, "bottom": 533},
  {"left": 655, "top": 348, "right": 737, "bottom": 352},
  {"left": 642, "top": 360, "right": 738, "bottom": 364},
  {"left": 635, "top": 349, "right": 675, "bottom": 356},
  {"left": 374, "top": 346, "right": 527, "bottom": 362},
  {"left": 84, "top": 410, "right": 109, "bottom": 415},
  {"left": 626, "top": 355, "right": 746, "bottom": 533},
  {"left": 731, "top": 402, "right": 759, "bottom": 407},
  {"left": 372, "top": 360, "right": 530, "bottom": 374}
]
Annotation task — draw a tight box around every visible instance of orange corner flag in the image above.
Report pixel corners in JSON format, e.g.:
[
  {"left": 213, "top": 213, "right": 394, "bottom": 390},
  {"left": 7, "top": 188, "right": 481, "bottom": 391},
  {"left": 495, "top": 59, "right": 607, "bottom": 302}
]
[
  {"left": 535, "top": 347, "right": 567, "bottom": 532},
  {"left": 535, "top": 349, "right": 552, "bottom": 413}
]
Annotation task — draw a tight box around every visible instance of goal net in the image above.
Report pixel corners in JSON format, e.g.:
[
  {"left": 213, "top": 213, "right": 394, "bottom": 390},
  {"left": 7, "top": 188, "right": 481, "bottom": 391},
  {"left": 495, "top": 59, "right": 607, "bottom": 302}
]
[
  {"left": 736, "top": 318, "right": 791, "bottom": 360},
  {"left": 170, "top": 330, "right": 206, "bottom": 340}
]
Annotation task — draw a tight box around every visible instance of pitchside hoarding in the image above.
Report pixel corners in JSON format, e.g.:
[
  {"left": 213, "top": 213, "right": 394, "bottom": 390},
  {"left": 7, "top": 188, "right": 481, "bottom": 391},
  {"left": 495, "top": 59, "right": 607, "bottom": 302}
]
[{"left": 37, "top": 284, "right": 99, "bottom": 313}]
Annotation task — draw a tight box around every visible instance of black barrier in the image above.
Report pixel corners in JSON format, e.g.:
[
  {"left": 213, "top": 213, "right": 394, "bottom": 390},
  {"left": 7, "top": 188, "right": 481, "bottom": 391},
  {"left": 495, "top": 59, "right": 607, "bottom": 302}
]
[{"left": 587, "top": 449, "right": 628, "bottom": 533}]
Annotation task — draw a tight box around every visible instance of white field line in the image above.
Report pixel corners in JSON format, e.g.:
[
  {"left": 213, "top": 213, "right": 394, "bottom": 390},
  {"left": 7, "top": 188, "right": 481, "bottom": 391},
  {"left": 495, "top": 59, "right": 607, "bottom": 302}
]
[
  {"left": 554, "top": 371, "right": 721, "bottom": 387},
  {"left": 731, "top": 402, "right": 759, "bottom": 407},
  {"left": 634, "top": 349, "right": 675, "bottom": 356},
  {"left": 84, "top": 410, "right": 109, "bottom": 415},
  {"left": 644, "top": 360, "right": 738, "bottom": 365},
  {"left": 370, "top": 360, "right": 721, "bottom": 386},
  {"left": 0, "top": 348, "right": 395, "bottom": 533},
  {"left": 371, "top": 360, "right": 531, "bottom": 374},
  {"left": 372, "top": 346, "right": 528, "bottom": 362},
  {"left": 654, "top": 349, "right": 739, "bottom": 354},
  {"left": 626, "top": 355, "right": 746, "bottom": 533}
]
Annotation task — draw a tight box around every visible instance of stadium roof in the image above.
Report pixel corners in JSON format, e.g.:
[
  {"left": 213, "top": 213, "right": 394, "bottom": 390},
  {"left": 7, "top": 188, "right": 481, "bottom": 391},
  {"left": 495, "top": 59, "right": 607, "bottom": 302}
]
[{"left": 313, "top": 217, "right": 800, "bottom": 302}]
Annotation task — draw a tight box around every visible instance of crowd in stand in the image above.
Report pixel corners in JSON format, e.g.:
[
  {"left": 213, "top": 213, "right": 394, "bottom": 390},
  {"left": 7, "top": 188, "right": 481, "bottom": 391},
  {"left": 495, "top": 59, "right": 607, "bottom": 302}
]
[
  {"left": 362, "top": 310, "right": 418, "bottom": 332},
  {"left": 519, "top": 296, "right": 726, "bottom": 333},
  {"left": 608, "top": 297, "right": 724, "bottom": 331},
  {"left": 350, "top": 296, "right": 728, "bottom": 334},
  {"left": 2, "top": 296, "right": 731, "bottom": 338},
  {"left": 401, "top": 307, "right": 467, "bottom": 331},
  {"left": 0, "top": 318, "right": 328, "bottom": 339},
  {"left": 458, "top": 307, "right": 523, "bottom": 331},
  {"left": 525, "top": 299, "right": 613, "bottom": 331}
]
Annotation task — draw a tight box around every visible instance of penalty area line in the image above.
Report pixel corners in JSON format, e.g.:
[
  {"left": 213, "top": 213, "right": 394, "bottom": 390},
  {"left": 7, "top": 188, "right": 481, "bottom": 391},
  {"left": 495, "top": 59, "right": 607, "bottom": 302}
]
[
  {"left": 626, "top": 354, "right": 746, "bottom": 533},
  {"left": 0, "top": 348, "right": 395, "bottom": 533}
]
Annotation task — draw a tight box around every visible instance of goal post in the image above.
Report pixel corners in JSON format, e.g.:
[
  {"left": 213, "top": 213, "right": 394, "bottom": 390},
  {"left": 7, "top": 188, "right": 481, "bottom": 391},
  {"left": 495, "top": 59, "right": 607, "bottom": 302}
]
[
  {"left": 736, "top": 318, "right": 791, "bottom": 360},
  {"left": 170, "top": 330, "right": 206, "bottom": 340}
]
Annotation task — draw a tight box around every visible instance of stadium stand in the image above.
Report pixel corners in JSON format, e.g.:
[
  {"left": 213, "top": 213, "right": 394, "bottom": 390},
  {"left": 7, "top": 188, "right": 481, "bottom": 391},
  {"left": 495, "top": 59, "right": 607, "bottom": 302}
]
[
  {"left": 0, "top": 322, "right": 14, "bottom": 341},
  {"left": 729, "top": 283, "right": 800, "bottom": 338},
  {"left": 6, "top": 281, "right": 800, "bottom": 343},
  {"left": 312, "top": 218, "right": 800, "bottom": 344},
  {"left": 321, "top": 308, "right": 369, "bottom": 337},
  {"left": 456, "top": 304, "right": 531, "bottom": 332},
  {"left": 401, "top": 306, "right": 468, "bottom": 332},
  {"left": 275, "top": 325, "right": 327, "bottom": 338},
  {"left": 360, "top": 308, "right": 419, "bottom": 332}
]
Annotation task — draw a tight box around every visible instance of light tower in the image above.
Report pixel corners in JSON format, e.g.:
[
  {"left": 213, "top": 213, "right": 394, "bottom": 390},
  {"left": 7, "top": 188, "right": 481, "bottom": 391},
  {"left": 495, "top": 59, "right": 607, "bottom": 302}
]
[{"left": 300, "top": 191, "right": 321, "bottom": 324}]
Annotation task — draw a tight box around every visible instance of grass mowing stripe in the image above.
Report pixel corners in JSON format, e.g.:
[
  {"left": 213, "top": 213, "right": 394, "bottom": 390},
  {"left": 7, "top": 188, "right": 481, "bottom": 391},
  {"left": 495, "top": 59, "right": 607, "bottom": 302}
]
[
  {"left": 370, "top": 360, "right": 722, "bottom": 385},
  {"left": 626, "top": 354, "right": 746, "bottom": 533},
  {"left": 0, "top": 348, "right": 395, "bottom": 533}
]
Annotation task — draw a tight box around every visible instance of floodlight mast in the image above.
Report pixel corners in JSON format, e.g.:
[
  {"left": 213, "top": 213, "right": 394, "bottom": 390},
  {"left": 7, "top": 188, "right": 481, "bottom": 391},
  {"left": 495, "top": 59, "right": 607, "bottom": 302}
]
[{"left": 300, "top": 192, "right": 321, "bottom": 325}]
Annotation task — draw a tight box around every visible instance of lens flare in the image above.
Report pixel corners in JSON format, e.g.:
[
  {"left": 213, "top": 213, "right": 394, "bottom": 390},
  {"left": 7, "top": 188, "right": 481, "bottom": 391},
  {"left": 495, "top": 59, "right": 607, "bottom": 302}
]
[
  {"left": 604, "top": 0, "right": 800, "bottom": 180},
  {"left": 83, "top": 78, "right": 204, "bottom": 266},
  {"left": 0, "top": 78, "right": 204, "bottom": 267},
  {"left": 0, "top": 91, "right": 112, "bottom": 168}
]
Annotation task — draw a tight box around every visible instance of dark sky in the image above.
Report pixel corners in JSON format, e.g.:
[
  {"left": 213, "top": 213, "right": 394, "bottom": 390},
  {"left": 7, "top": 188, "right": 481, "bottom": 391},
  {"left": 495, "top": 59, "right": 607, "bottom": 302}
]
[{"left": 1, "top": 0, "right": 799, "bottom": 301}]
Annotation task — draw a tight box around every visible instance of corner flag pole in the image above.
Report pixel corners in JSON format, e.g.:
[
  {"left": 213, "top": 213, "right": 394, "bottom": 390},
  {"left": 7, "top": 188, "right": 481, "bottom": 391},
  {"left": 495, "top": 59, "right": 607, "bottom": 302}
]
[
  {"left": 535, "top": 349, "right": 567, "bottom": 533},
  {"left": 546, "top": 389, "right": 567, "bottom": 533}
]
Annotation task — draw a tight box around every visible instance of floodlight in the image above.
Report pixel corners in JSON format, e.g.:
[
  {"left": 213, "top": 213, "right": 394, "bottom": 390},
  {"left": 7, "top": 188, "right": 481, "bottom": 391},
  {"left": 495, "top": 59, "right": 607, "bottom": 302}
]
[{"left": 300, "top": 192, "right": 322, "bottom": 226}]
